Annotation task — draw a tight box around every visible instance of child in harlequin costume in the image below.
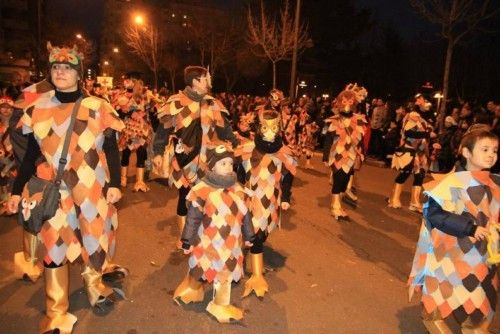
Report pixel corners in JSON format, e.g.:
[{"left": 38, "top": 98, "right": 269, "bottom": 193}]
[
  {"left": 388, "top": 95, "right": 432, "bottom": 213},
  {"left": 299, "top": 120, "right": 320, "bottom": 169},
  {"left": 408, "top": 129, "right": 499, "bottom": 333},
  {"left": 173, "top": 145, "right": 255, "bottom": 323},
  {"left": 235, "top": 109, "right": 297, "bottom": 298},
  {"left": 323, "top": 84, "right": 368, "bottom": 221},
  {"left": 118, "top": 94, "right": 153, "bottom": 192},
  {"left": 8, "top": 43, "right": 127, "bottom": 334},
  {"left": 152, "top": 66, "right": 238, "bottom": 249}
]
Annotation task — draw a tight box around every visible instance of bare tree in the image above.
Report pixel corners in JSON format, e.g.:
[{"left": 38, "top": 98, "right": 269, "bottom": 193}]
[
  {"left": 247, "top": 0, "right": 309, "bottom": 88},
  {"left": 411, "top": 0, "right": 500, "bottom": 130},
  {"left": 123, "top": 23, "right": 164, "bottom": 89}
]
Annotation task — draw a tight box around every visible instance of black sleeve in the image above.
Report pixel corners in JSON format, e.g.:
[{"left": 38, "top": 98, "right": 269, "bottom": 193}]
[
  {"left": 281, "top": 166, "right": 294, "bottom": 203},
  {"left": 242, "top": 209, "right": 255, "bottom": 242},
  {"left": 215, "top": 114, "right": 239, "bottom": 148},
  {"left": 152, "top": 123, "right": 172, "bottom": 156},
  {"left": 236, "top": 161, "right": 247, "bottom": 185},
  {"left": 426, "top": 197, "right": 477, "bottom": 238},
  {"left": 181, "top": 203, "right": 204, "bottom": 249},
  {"left": 8, "top": 108, "right": 27, "bottom": 165},
  {"left": 322, "top": 132, "right": 335, "bottom": 162},
  {"left": 12, "top": 133, "right": 41, "bottom": 195},
  {"left": 103, "top": 130, "right": 121, "bottom": 188}
]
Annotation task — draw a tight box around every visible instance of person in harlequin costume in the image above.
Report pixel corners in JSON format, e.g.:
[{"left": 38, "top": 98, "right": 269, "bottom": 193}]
[
  {"left": 7, "top": 42, "right": 127, "bottom": 334},
  {"left": 408, "top": 129, "right": 499, "bottom": 333},
  {"left": 234, "top": 112, "right": 256, "bottom": 145},
  {"left": 0, "top": 96, "right": 16, "bottom": 211},
  {"left": 323, "top": 83, "right": 368, "bottom": 221},
  {"left": 112, "top": 78, "right": 136, "bottom": 120},
  {"left": 388, "top": 94, "right": 432, "bottom": 213},
  {"left": 152, "top": 66, "right": 238, "bottom": 249},
  {"left": 235, "top": 109, "right": 297, "bottom": 298},
  {"left": 118, "top": 93, "right": 153, "bottom": 192},
  {"left": 299, "top": 119, "right": 320, "bottom": 169},
  {"left": 173, "top": 145, "right": 254, "bottom": 323}
]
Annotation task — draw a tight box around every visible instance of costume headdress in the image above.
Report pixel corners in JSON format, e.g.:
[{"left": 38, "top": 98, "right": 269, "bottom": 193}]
[{"left": 47, "top": 42, "right": 84, "bottom": 75}]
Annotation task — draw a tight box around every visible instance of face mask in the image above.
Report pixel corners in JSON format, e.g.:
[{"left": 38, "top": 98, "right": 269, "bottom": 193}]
[{"left": 260, "top": 117, "right": 280, "bottom": 142}]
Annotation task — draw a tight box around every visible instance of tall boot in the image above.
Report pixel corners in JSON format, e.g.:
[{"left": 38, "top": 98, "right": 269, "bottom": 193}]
[
  {"left": 207, "top": 280, "right": 243, "bottom": 323},
  {"left": 461, "top": 318, "right": 490, "bottom": 334},
  {"left": 173, "top": 273, "right": 204, "bottom": 304},
  {"left": 422, "top": 310, "right": 452, "bottom": 334},
  {"left": 176, "top": 215, "right": 186, "bottom": 250},
  {"left": 39, "top": 264, "right": 77, "bottom": 334},
  {"left": 120, "top": 166, "right": 128, "bottom": 187},
  {"left": 242, "top": 252, "right": 269, "bottom": 298},
  {"left": 387, "top": 183, "right": 403, "bottom": 209},
  {"left": 409, "top": 185, "right": 423, "bottom": 213},
  {"left": 14, "top": 230, "right": 43, "bottom": 282},
  {"left": 81, "top": 264, "right": 114, "bottom": 308},
  {"left": 330, "top": 194, "right": 349, "bottom": 221},
  {"left": 133, "top": 167, "right": 150, "bottom": 192}
]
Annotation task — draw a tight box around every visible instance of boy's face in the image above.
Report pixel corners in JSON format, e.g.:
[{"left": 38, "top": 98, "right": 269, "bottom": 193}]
[
  {"left": 463, "top": 137, "right": 498, "bottom": 171},
  {"left": 212, "top": 157, "right": 233, "bottom": 176}
]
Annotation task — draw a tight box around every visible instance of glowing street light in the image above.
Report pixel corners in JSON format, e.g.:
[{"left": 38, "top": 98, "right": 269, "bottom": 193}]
[
  {"left": 134, "top": 15, "right": 144, "bottom": 25},
  {"left": 104, "top": 60, "right": 109, "bottom": 66},
  {"left": 113, "top": 47, "right": 119, "bottom": 53},
  {"left": 76, "top": 34, "right": 83, "bottom": 39}
]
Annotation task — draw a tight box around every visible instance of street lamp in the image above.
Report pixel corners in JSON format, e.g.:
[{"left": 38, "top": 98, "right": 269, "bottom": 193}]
[
  {"left": 113, "top": 47, "right": 119, "bottom": 53},
  {"left": 134, "top": 15, "right": 144, "bottom": 25},
  {"left": 76, "top": 33, "right": 83, "bottom": 39},
  {"left": 104, "top": 60, "right": 109, "bottom": 66},
  {"left": 434, "top": 92, "right": 444, "bottom": 116}
]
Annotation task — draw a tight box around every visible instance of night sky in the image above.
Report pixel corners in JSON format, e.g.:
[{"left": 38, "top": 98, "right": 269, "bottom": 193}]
[{"left": 49, "top": 0, "right": 438, "bottom": 44}]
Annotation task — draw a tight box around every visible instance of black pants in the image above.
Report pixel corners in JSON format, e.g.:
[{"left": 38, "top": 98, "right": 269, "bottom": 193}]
[
  {"left": 177, "top": 186, "right": 191, "bottom": 216},
  {"left": 121, "top": 145, "right": 148, "bottom": 168},
  {"left": 250, "top": 229, "right": 268, "bottom": 254},
  {"left": 394, "top": 161, "right": 425, "bottom": 186},
  {"left": 331, "top": 169, "right": 354, "bottom": 194}
]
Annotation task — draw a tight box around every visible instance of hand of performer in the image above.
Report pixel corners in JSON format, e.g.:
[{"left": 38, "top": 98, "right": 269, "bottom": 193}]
[
  {"left": 7, "top": 195, "right": 21, "bottom": 214},
  {"left": 244, "top": 241, "right": 253, "bottom": 247},
  {"left": 106, "top": 187, "right": 122, "bottom": 204},
  {"left": 183, "top": 245, "right": 193, "bottom": 255},
  {"left": 473, "top": 226, "right": 489, "bottom": 241},
  {"left": 281, "top": 202, "right": 290, "bottom": 211},
  {"left": 153, "top": 155, "right": 163, "bottom": 171}
]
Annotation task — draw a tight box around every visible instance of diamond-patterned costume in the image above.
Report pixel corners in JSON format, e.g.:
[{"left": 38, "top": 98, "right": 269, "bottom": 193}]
[
  {"left": 408, "top": 171, "right": 499, "bottom": 325},
  {"left": 236, "top": 141, "right": 297, "bottom": 233},
  {"left": 299, "top": 122, "right": 320, "bottom": 153},
  {"left": 185, "top": 180, "right": 252, "bottom": 283},
  {"left": 16, "top": 82, "right": 124, "bottom": 270},
  {"left": 326, "top": 113, "right": 367, "bottom": 173},
  {"left": 118, "top": 113, "right": 153, "bottom": 151},
  {"left": 157, "top": 91, "right": 229, "bottom": 188},
  {"left": 392, "top": 111, "right": 430, "bottom": 172}
]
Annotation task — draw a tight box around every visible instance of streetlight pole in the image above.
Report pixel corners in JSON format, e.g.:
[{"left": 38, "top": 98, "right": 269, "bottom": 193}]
[{"left": 289, "top": 0, "right": 301, "bottom": 101}]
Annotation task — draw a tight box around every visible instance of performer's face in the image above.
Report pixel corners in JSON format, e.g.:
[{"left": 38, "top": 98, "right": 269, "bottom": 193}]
[
  {"left": 212, "top": 157, "right": 233, "bottom": 176},
  {"left": 51, "top": 63, "right": 79, "bottom": 92},
  {"left": 193, "top": 73, "right": 212, "bottom": 94},
  {"left": 341, "top": 97, "right": 354, "bottom": 111},
  {"left": 260, "top": 117, "right": 280, "bottom": 142},
  {"left": 463, "top": 137, "right": 498, "bottom": 171}
]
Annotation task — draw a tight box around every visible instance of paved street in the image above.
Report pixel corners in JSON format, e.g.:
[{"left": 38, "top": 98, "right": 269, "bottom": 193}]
[{"left": 0, "top": 155, "right": 499, "bottom": 333}]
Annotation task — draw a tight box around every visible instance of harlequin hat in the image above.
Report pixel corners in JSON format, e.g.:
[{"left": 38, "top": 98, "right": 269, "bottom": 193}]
[
  {"left": 0, "top": 96, "right": 14, "bottom": 107},
  {"left": 206, "top": 144, "right": 233, "bottom": 170},
  {"left": 47, "top": 41, "right": 84, "bottom": 75}
]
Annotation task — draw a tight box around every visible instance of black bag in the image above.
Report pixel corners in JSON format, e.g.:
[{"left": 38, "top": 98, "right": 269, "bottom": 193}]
[{"left": 18, "top": 98, "right": 82, "bottom": 235}]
